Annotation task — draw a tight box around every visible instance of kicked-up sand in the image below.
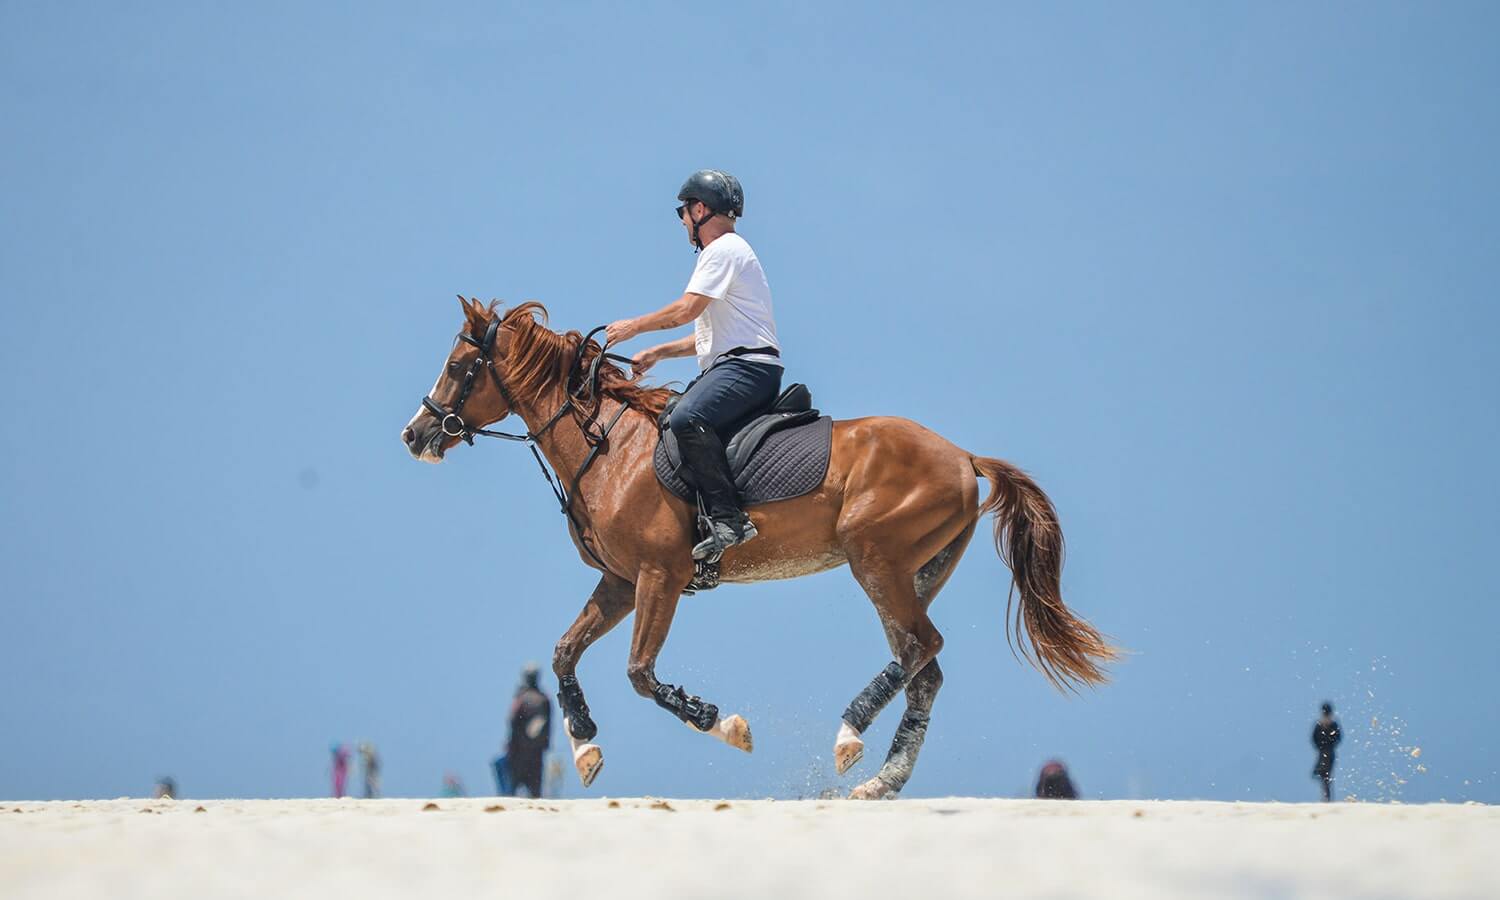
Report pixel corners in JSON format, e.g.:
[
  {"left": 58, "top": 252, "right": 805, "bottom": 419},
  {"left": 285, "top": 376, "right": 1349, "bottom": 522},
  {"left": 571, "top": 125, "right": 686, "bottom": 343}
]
[{"left": 2, "top": 797, "right": 1495, "bottom": 899}]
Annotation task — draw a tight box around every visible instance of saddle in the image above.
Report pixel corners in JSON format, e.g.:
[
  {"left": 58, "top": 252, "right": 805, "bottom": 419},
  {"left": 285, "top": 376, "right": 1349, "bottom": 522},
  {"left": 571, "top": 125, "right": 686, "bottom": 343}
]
[{"left": 654, "top": 384, "right": 834, "bottom": 592}]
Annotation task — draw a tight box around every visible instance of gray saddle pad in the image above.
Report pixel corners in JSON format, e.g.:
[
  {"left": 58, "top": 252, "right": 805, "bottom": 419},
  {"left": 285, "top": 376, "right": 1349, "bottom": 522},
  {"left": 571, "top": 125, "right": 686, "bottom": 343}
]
[{"left": 654, "top": 415, "right": 833, "bottom": 507}]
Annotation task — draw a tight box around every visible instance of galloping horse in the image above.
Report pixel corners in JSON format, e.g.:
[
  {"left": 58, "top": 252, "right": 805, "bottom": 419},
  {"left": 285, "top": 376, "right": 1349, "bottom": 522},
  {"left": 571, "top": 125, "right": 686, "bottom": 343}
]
[{"left": 402, "top": 298, "right": 1116, "bottom": 799}]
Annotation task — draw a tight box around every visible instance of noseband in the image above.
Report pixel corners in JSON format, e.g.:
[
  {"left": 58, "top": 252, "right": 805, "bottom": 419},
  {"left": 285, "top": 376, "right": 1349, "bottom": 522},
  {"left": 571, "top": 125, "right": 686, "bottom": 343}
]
[{"left": 419, "top": 319, "right": 635, "bottom": 573}]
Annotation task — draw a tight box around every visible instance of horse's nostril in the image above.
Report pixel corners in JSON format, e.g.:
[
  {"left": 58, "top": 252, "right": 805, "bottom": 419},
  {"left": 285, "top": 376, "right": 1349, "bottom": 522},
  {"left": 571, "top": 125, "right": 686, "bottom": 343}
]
[{"left": 402, "top": 427, "right": 415, "bottom": 445}]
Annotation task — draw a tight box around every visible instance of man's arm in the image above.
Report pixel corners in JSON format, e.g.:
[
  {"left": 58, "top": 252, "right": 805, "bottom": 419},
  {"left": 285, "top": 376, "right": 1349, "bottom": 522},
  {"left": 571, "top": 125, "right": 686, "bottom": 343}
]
[
  {"left": 625, "top": 335, "right": 695, "bottom": 376},
  {"left": 635, "top": 292, "right": 714, "bottom": 334},
  {"left": 644, "top": 334, "right": 696, "bottom": 359},
  {"left": 605, "top": 293, "right": 714, "bottom": 347}
]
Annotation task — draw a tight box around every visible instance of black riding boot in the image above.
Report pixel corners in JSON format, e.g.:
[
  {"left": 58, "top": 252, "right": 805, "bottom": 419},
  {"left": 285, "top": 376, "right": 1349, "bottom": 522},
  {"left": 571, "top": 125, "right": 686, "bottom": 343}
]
[{"left": 674, "top": 423, "right": 758, "bottom": 559}]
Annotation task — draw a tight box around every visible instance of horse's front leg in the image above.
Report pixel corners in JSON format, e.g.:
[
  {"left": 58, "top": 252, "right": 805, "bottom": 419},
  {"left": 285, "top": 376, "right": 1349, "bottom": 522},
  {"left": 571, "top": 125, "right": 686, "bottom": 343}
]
[
  {"left": 624, "top": 564, "right": 753, "bottom": 753},
  {"left": 553, "top": 572, "right": 636, "bottom": 787}
]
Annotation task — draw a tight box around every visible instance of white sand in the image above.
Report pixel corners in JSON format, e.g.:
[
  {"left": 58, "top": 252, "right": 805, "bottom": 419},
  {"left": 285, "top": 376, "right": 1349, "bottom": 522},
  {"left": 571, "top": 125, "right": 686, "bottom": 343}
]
[{"left": 2, "top": 797, "right": 1495, "bottom": 900}]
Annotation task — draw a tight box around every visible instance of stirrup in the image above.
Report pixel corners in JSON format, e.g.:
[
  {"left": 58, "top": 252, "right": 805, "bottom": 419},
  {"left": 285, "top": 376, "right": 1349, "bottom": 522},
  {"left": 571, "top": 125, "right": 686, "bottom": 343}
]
[
  {"left": 686, "top": 556, "right": 721, "bottom": 594},
  {"left": 692, "top": 513, "right": 757, "bottom": 561}
]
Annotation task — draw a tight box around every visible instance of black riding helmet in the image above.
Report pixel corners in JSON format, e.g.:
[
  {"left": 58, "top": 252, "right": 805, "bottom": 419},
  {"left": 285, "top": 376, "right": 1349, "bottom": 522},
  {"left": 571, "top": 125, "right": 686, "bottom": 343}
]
[
  {"left": 677, "top": 169, "right": 744, "bottom": 250},
  {"left": 678, "top": 169, "right": 744, "bottom": 217}
]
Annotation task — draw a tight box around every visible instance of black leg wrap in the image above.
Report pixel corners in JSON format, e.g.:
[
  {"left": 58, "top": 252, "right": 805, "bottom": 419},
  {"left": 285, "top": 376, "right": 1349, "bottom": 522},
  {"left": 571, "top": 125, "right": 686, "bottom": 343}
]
[
  {"left": 842, "top": 661, "right": 909, "bottom": 733},
  {"left": 653, "top": 683, "right": 719, "bottom": 732},
  {"left": 876, "top": 710, "right": 931, "bottom": 793},
  {"left": 557, "top": 674, "right": 597, "bottom": 741}
]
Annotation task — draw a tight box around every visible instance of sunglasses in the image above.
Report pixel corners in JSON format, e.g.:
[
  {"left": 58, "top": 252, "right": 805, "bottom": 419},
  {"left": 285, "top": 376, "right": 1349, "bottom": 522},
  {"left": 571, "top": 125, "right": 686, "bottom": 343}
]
[{"left": 675, "top": 201, "right": 696, "bottom": 219}]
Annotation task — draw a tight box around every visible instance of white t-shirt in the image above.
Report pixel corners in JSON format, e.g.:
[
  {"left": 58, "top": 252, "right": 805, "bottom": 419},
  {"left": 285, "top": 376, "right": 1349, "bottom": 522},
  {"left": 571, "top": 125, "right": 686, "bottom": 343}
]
[{"left": 684, "top": 232, "right": 782, "bottom": 371}]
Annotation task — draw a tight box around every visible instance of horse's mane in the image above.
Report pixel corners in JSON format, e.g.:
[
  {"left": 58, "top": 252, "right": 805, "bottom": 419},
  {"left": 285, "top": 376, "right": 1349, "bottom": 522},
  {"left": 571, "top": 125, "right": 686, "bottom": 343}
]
[{"left": 471, "top": 300, "right": 675, "bottom": 419}]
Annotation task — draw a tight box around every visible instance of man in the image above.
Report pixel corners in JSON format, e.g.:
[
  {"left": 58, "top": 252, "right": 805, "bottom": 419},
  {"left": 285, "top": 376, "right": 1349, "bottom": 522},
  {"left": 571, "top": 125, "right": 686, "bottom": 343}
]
[
  {"left": 357, "top": 741, "right": 381, "bottom": 799},
  {"left": 1312, "top": 701, "right": 1342, "bottom": 802},
  {"left": 506, "top": 663, "right": 552, "bottom": 798},
  {"left": 606, "top": 169, "right": 783, "bottom": 560}
]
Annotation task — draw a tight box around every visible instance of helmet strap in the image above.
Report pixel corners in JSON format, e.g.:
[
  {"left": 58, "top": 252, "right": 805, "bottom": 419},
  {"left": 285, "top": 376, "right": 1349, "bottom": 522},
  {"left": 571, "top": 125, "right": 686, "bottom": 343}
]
[{"left": 690, "top": 207, "right": 716, "bottom": 252}]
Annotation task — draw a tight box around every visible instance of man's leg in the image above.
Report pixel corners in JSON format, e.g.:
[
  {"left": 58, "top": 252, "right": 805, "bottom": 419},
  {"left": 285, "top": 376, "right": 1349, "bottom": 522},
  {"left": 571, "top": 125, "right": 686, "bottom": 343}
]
[
  {"left": 669, "top": 360, "right": 782, "bottom": 558},
  {"left": 516, "top": 757, "right": 543, "bottom": 798}
]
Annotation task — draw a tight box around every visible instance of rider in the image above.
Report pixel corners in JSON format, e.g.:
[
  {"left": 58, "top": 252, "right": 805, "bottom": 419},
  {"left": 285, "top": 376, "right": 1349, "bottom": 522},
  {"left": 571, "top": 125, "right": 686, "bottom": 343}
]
[{"left": 605, "top": 169, "right": 783, "bottom": 560}]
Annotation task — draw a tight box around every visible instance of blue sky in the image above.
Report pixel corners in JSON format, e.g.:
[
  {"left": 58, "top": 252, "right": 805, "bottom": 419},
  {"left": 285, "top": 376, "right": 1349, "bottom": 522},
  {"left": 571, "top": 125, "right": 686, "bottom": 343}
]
[{"left": 2, "top": 2, "right": 1496, "bottom": 802}]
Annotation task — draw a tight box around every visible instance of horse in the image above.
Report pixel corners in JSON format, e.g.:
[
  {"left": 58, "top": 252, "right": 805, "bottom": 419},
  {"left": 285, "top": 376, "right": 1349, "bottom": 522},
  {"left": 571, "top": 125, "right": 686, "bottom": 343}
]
[{"left": 401, "top": 297, "right": 1117, "bottom": 800}]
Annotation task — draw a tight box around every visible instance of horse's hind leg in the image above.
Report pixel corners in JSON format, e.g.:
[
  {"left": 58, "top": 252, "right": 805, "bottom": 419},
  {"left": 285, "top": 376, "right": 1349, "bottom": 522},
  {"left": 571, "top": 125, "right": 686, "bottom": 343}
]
[
  {"left": 832, "top": 572, "right": 942, "bottom": 783},
  {"left": 553, "top": 572, "right": 635, "bottom": 787},
  {"left": 847, "top": 524, "right": 974, "bottom": 799},
  {"left": 847, "top": 662, "right": 943, "bottom": 800},
  {"left": 832, "top": 526, "right": 959, "bottom": 788}
]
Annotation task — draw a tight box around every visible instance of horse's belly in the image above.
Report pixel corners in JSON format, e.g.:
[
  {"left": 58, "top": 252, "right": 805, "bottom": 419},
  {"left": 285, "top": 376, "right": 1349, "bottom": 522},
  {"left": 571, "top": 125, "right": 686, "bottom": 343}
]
[{"left": 719, "top": 548, "right": 847, "bottom": 584}]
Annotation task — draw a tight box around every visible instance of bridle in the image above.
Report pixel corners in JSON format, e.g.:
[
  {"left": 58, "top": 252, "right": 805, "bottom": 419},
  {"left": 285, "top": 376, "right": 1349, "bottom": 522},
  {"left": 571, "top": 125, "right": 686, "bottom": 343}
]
[
  {"left": 419, "top": 317, "right": 636, "bottom": 572},
  {"left": 421, "top": 315, "right": 577, "bottom": 446}
]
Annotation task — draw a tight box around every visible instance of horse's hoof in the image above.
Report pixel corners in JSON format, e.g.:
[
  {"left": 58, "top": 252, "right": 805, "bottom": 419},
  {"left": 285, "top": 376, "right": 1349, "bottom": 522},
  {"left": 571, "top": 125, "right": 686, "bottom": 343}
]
[
  {"left": 849, "top": 777, "right": 898, "bottom": 801},
  {"left": 573, "top": 743, "right": 603, "bottom": 788},
  {"left": 719, "top": 714, "right": 753, "bottom": 753},
  {"left": 834, "top": 736, "right": 864, "bottom": 775}
]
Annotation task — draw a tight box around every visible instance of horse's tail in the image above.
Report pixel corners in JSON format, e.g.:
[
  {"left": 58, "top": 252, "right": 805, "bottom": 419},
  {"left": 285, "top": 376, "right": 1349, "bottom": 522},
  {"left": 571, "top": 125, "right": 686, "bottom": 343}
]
[{"left": 972, "top": 456, "right": 1118, "bottom": 691}]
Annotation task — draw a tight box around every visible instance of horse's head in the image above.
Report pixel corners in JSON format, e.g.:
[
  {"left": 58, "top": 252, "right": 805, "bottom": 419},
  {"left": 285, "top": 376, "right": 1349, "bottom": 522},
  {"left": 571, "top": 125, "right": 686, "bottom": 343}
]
[{"left": 401, "top": 297, "right": 517, "bottom": 463}]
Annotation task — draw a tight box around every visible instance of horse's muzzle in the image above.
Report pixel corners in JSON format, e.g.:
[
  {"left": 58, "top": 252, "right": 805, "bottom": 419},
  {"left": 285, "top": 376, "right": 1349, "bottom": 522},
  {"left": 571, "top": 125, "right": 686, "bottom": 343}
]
[{"left": 401, "top": 423, "right": 446, "bottom": 463}]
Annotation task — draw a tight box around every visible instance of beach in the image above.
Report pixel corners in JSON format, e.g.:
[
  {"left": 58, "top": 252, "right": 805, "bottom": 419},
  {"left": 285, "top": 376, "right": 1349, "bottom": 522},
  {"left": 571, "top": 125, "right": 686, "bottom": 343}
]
[{"left": 3, "top": 797, "right": 1494, "bottom": 899}]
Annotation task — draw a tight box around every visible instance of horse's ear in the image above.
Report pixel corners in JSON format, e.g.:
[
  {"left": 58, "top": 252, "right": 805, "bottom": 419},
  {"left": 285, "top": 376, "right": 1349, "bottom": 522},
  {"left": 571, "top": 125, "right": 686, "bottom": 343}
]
[{"left": 459, "top": 295, "right": 486, "bottom": 334}]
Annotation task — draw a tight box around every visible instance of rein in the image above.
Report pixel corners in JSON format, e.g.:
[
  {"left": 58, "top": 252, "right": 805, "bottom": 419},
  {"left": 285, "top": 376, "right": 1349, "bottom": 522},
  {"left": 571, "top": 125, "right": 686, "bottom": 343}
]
[{"left": 421, "top": 321, "right": 637, "bottom": 573}]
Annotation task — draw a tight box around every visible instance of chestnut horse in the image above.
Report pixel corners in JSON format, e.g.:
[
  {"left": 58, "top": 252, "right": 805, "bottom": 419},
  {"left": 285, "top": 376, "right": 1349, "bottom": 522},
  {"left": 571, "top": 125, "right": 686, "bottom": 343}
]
[{"left": 402, "top": 298, "right": 1116, "bottom": 799}]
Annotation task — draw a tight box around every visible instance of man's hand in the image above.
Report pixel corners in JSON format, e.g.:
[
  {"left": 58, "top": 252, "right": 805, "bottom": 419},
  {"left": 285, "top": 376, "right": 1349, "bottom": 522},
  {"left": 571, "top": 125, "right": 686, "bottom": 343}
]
[
  {"left": 605, "top": 318, "right": 641, "bottom": 347},
  {"left": 631, "top": 348, "right": 659, "bottom": 376}
]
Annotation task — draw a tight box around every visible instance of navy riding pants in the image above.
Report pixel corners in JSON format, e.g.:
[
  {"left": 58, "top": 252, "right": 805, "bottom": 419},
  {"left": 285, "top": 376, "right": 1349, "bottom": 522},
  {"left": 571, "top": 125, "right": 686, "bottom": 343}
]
[{"left": 668, "top": 358, "right": 783, "bottom": 440}]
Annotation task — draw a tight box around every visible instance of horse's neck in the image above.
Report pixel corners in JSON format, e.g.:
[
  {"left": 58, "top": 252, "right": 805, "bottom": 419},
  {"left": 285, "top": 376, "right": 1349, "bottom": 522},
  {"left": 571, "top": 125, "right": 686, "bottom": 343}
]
[{"left": 512, "top": 381, "right": 625, "bottom": 493}]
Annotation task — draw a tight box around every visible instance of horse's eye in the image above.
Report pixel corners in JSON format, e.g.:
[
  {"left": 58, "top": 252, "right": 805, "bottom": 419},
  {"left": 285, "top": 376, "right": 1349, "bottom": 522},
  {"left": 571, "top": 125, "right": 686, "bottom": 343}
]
[{"left": 447, "top": 361, "right": 460, "bottom": 374}]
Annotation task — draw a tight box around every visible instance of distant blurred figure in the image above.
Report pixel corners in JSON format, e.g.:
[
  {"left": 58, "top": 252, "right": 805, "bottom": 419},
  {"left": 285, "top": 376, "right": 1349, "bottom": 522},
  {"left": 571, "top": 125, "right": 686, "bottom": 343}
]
[
  {"left": 1312, "top": 701, "right": 1342, "bottom": 802},
  {"left": 441, "top": 772, "right": 466, "bottom": 797},
  {"left": 506, "top": 663, "right": 552, "bottom": 798},
  {"left": 358, "top": 742, "right": 381, "bottom": 799},
  {"left": 153, "top": 776, "right": 177, "bottom": 800},
  {"left": 330, "top": 742, "right": 351, "bottom": 798},
  {"left": 1035, "top": 759, "right": 1078, "bottom": 799}
]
